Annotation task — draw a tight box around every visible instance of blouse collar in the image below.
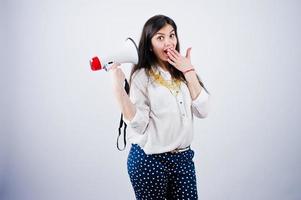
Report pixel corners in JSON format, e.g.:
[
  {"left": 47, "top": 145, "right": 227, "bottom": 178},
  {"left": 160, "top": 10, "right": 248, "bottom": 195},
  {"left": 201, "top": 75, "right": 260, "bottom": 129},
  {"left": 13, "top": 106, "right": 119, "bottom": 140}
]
[{"left": 152, "top": 65, "right": 172, "bottom": 80}]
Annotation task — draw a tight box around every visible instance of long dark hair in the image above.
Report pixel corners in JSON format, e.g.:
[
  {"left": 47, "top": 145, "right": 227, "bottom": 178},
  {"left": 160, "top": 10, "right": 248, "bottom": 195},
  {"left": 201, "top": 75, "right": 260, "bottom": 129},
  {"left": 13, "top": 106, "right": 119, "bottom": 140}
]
[{"left": 130, "top": 14, "right": 208, "bottom": 93}]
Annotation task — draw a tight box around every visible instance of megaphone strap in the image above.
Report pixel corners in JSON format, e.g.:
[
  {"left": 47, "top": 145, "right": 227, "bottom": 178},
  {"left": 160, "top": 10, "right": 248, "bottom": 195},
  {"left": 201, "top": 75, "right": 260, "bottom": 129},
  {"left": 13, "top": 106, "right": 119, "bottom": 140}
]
[
  {"left": 117, "top": 113, "right": 127, "bottom": 151},
  {"left": 117, "top": 79, "right": 130, "bottom": 151}
]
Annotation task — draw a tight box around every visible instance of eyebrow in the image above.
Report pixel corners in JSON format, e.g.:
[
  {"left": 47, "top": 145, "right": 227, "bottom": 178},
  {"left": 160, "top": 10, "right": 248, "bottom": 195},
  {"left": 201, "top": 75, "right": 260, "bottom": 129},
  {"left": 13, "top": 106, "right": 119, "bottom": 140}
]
[{"left": 155, "top": 29, "right": 175, "bottom": 36}]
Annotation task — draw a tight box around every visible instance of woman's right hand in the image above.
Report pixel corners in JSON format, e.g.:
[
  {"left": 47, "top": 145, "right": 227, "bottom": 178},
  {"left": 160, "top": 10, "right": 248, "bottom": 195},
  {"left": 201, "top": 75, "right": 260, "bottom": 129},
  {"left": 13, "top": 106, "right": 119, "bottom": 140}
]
[
  {"left": 110, "top": 63, "right": 126, "bottom": 89},
  {"left": 109, "top": 63, "right": 136, "bottom": 121}
]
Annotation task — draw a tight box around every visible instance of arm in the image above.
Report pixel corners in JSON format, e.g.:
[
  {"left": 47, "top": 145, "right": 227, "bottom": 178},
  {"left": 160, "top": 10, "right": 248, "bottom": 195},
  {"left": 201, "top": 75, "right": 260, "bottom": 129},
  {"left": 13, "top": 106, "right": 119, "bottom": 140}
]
[
  {"left": 167, "top": 48, "right": 210, "bottom": 118},
  {"left": 184, "top": 68, "right": 210, "bottom": 118},
  {"left": 183, "top": 69, "right": 203, "bottom": 100},
  {"left": 111, "top": 65, "right": 136, "bottom": 121},
  {"left": 110, "top": 64, "right": 150, "bottom": 134}
]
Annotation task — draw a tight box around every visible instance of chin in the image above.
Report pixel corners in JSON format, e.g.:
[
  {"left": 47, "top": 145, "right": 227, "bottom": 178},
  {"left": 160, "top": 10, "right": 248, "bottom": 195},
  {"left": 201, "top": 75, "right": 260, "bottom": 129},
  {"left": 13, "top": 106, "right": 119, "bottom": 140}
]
[{"left": 160, "top": 55, "right": 169, "bottom": 61}]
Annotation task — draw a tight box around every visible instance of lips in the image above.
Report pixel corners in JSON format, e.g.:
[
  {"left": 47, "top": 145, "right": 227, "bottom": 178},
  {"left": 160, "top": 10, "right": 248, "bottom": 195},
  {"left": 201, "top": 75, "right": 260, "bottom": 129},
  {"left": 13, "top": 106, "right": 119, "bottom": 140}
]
[
  {"left": 163, "top": 50, "right": 169, "bottom": 58},
  {"left": 163, "top": 47, "right": 174, "bottom": 55},
  {"left": 164, "top": 47, "right": 173, "bottom": 52},
  {"left": 160, "top": 47, "right": 175, "bottom": 60}
]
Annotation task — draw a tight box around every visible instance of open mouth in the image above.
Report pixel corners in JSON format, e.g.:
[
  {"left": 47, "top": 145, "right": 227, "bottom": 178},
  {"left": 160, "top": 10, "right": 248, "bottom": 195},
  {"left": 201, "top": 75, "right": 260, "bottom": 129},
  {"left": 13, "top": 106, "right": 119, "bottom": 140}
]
[
  {"left": 162, "top": 47, "right": 175, "bottom": 59},
  {"left": 163, "top": 47, "right": 173, "bottom": 55},
  {"left": 163, "top": 50, "right": 170, "bottom": 58}
]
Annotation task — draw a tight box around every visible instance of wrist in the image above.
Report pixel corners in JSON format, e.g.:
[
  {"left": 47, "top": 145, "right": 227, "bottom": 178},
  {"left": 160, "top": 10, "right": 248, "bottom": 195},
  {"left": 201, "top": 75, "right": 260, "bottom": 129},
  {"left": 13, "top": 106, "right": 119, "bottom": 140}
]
[
  {"left": 113, "top": 82, "right": 125, "bottom": 91},
  {"left": 183, "top": 68, "right": 195, "bottom": 74},
  {"left": 183, "top": 68, "right": 197, "bottom": 82}
]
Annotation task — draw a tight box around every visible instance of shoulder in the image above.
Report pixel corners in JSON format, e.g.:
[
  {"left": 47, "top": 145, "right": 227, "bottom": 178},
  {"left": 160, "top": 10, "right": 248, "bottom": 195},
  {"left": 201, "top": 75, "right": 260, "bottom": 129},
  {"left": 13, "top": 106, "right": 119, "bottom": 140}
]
[{"left": 131, "top": 68, "right": 149, "bottom": 84}]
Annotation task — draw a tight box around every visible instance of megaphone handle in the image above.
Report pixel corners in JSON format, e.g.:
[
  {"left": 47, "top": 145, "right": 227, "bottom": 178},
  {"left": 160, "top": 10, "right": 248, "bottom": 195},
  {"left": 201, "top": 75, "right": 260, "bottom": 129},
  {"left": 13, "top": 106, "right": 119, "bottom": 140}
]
[
  {"left": 124, "top": 79, "right": 130, "bottom": 94},
  {"left": 103, "top": 62, "right": 114, "bottom": 71},
  {"left": 117, "top": 79, "right": 130, "bottom": 151}
]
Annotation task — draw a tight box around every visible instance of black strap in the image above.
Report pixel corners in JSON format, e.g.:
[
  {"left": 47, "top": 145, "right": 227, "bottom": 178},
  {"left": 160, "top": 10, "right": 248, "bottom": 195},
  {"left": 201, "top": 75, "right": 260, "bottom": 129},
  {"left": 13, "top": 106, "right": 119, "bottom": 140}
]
[{"left": 117, "top": 79, "right": 130, "bottom": 151}]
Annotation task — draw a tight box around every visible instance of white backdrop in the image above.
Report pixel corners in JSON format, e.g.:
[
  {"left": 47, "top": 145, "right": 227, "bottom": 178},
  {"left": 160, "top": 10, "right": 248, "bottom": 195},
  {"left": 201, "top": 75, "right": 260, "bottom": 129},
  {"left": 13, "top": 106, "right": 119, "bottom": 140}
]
[{"left": 1, "top": 0, "right": 301, "bottom": 199}]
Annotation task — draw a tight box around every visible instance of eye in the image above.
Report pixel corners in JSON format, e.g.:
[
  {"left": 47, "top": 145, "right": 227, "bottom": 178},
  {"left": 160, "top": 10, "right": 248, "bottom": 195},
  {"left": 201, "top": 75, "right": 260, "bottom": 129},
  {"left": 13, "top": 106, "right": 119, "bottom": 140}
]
[
  {"left": 170, "top": 33, "right": 176, "bottom": 38},
  {"left": 157, "top": 36, "right": 164, "bottom": 41}
]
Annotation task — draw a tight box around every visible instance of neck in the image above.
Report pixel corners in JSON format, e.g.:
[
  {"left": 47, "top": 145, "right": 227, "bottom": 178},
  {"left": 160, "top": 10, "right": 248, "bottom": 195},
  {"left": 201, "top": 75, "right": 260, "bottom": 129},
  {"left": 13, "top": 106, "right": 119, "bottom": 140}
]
[{"left": 157, "top": 60, "right": 169, "bottom": 71}]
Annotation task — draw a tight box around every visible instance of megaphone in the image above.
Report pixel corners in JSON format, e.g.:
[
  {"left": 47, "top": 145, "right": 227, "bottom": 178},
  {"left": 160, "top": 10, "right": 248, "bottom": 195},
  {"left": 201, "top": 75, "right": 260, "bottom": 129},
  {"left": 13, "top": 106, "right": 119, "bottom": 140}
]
[{"left": 90, "top": 37, "right": 138, "bottom": 71}]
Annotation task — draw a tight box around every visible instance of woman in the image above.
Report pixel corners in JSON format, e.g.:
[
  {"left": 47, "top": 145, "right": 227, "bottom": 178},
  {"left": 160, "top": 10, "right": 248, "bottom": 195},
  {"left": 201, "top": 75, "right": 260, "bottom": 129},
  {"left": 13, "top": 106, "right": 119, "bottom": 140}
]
[{"left": 111, "top": 14, "right": 210, "bottom": 200}]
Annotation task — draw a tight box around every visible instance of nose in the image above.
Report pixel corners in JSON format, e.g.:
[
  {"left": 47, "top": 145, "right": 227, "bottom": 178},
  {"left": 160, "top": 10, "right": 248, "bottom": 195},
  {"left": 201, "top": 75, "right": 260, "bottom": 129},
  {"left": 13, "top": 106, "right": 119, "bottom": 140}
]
[{"left": 164, "top": 38, "right": 174, "bottom": 49}]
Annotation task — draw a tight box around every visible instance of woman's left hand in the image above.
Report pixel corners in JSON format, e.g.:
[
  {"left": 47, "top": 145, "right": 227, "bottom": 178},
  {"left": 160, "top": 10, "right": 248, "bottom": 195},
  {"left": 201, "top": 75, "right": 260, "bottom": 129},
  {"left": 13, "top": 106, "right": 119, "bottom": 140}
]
[{"left": 167, "top": 47, "right": 194, "bottom": 72}]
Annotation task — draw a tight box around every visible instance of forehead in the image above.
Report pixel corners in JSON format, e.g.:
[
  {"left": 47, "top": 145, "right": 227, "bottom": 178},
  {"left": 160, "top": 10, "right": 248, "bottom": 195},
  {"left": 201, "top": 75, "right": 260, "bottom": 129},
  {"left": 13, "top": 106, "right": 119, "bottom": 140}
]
[{"left": 155, "top": 24, "right": 174, "bottom": 35}]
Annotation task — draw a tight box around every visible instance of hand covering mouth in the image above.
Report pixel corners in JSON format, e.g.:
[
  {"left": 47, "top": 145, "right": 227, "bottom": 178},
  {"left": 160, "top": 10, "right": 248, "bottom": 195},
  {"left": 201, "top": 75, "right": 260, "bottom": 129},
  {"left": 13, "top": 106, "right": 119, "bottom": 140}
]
[{"left": 163, "top": 47, "right": 173, "bottom": 54}]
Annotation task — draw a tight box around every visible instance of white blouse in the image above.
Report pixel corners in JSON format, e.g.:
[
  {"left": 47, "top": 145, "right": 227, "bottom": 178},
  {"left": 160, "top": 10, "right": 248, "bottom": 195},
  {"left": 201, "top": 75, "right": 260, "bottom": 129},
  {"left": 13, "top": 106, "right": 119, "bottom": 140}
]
[{"left": 123, "top": 66, "right": 210, "bottom": 155}]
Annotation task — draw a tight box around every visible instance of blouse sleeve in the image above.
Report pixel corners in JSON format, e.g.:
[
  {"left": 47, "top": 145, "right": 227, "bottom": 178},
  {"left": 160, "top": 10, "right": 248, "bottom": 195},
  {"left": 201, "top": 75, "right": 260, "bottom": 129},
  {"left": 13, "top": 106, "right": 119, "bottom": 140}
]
[
  {"left": 123, "top": 70, "right": 150, "bottom": 135},
  {"left": 191, "top": 87, "right": 210, "bottom": 118}
]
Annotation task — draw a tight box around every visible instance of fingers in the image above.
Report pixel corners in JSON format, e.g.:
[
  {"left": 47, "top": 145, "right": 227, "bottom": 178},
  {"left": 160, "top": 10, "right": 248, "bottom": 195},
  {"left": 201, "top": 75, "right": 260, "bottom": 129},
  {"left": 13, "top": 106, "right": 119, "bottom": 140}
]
[
  {"left": 115, "top": 68, "right": 125, "bottom": 79},
  {"left": 167, "top": 52, "right": 177, "bottom": 62},
  {"left": 167, "top": 49, "right": 180, "bottom": 60},
  {"left": 185, "top": 47, "right": 192, "bottom": 59},
  {"left": 167, "top": 58, "right": 176, "bottom": 66},
  {"left": 111, "top": 68, "right": 126, "bottom": 87},
  {"left": 171, "top": 48, "right": 181, "bottom": 57},
  {"left": 109, "top": 62, "right": 121, "bottom": 70}
]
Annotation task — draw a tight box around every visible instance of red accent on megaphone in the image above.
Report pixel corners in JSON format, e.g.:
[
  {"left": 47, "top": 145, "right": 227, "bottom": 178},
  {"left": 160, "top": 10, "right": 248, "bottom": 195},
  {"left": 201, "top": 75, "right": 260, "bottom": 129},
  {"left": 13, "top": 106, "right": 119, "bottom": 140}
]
[{"left": 90, "top": 56, "right": 102, "bottom": 71}]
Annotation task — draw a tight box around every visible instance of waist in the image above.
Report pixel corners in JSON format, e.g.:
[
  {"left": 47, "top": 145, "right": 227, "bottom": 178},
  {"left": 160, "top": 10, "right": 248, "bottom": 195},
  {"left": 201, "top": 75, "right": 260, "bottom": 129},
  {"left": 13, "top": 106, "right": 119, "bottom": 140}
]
[{"left": 169, "top": 146, "right": 191, "bottom": 154}]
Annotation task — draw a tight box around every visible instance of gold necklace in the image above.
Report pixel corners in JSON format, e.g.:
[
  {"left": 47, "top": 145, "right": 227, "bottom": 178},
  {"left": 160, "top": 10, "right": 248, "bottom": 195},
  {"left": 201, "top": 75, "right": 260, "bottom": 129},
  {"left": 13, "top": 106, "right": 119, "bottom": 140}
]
[{"left": 149, "top": 69, "right": 182, "bottom": 96}]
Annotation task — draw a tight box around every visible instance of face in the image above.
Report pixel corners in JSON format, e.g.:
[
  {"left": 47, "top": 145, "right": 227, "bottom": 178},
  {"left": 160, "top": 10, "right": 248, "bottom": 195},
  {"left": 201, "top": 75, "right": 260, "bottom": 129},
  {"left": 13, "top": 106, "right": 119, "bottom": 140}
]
[{"left": 151, "top": 24, "right": 177, "bottom": 64}]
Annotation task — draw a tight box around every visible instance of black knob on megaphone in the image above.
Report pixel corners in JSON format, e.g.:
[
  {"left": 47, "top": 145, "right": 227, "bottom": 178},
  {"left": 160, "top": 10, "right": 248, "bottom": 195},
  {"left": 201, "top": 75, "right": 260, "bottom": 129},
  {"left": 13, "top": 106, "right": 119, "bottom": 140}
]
[{"left": 90, "top": 38, "right": 138, "bottom": 71}]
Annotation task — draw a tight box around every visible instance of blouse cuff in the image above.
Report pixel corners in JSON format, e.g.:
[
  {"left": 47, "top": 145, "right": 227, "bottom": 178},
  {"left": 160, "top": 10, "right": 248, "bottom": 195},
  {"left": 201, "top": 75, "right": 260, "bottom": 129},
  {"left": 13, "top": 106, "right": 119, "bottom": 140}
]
[
  {"left": 123, "top": 110, "right": 140, "bottom": 125},
  {"left": 192, "top": 87, "right": 209, "bottom": 106},
  {"left": 123, "top": 109, "right": 148, "bottom": 135}
]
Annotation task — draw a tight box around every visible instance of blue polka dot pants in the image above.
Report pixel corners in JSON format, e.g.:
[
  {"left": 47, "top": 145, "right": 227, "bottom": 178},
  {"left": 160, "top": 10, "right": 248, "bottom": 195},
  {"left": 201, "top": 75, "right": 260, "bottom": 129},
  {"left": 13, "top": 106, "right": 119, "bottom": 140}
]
[{"left": 127, "top": 144, "right": 198, "bottom": 200}]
